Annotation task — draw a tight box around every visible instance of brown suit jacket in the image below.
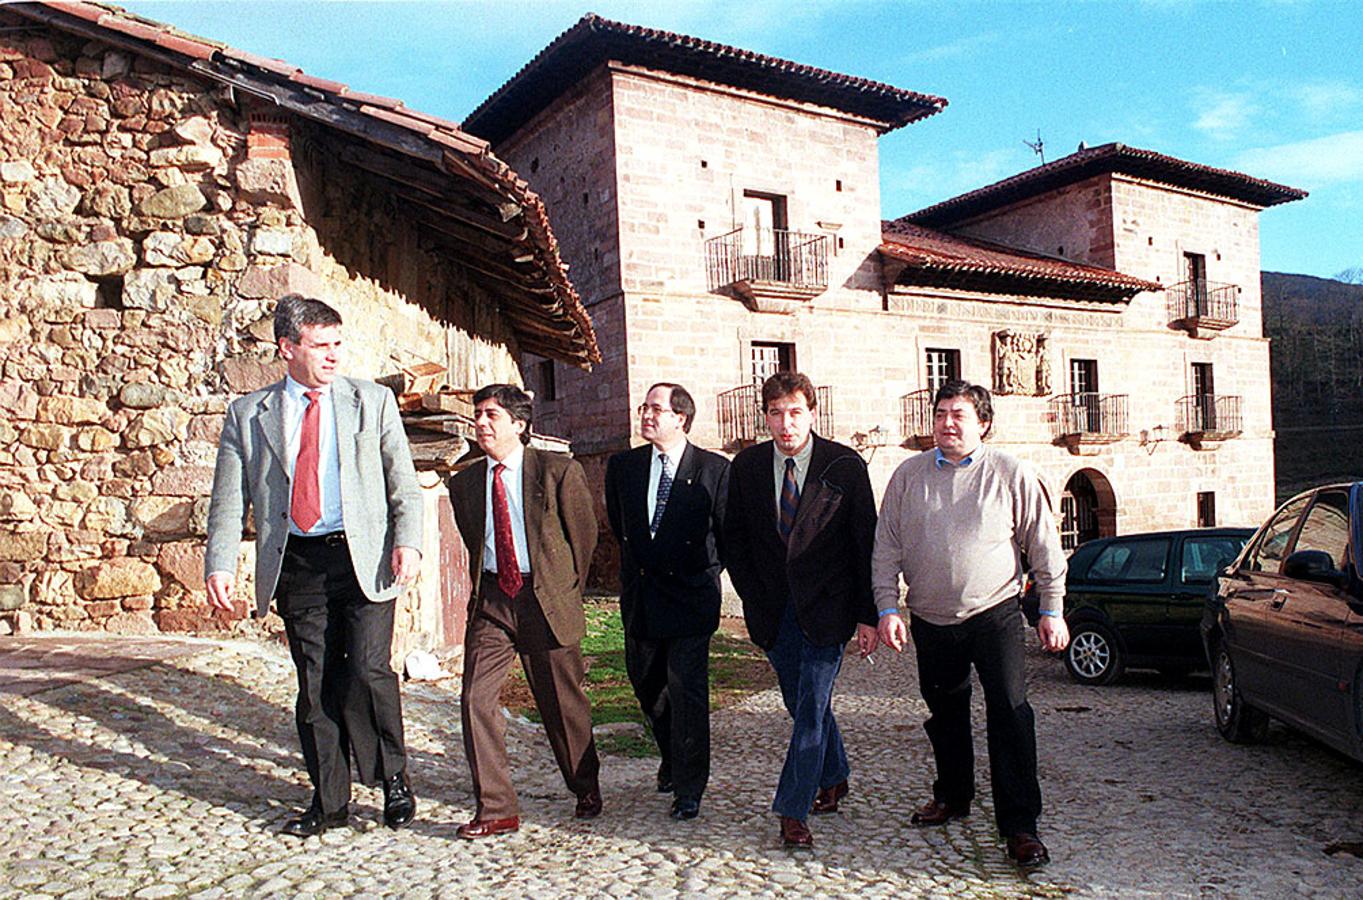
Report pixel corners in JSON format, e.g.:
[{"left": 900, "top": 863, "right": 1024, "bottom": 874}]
[{"left": 449, "top": 446, "right": 598, "bottom": 646}]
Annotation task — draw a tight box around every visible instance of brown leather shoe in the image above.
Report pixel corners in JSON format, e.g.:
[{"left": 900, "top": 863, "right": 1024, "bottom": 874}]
[
  {"left": 575, "top": 789, "right": 603, "bottom": 819},
  {"left": 456, "top": 815, "right": 520, "bottom": 839},
  {"left": 910, "top": 798, "right": 970, "bottom": 826},
  {"left": 811, "top": 780, "right": 849, "bottom": 815},
  {"left": 1006, "top": 832, "right": 1050, "bottom": 867},
  {"left": 780, "top": 815, "right": 813, "bottom": 849}
]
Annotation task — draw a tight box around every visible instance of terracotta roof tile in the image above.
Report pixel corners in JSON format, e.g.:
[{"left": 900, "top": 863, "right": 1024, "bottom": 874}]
[
  {"left": 880, "top": 222, "right": 1160, "bottom": 302},
  {"left": 289, "top": 71, "right": 349, "bottom": 95},
  {"left": 17, "top": 0, "right": 599, "bottom": 367},
  {"left": 465, "top": 13, "right": 947, "bottom": 144},
  {"left": 905, "top": 142, "right": 1307, "bottom": 228}
]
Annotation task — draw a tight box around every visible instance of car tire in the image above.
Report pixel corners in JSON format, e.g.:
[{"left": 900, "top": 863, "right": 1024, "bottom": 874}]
[
  {"left": 1211, "top": 639, "right": 1268, "bottom": 744},
  {"left": 1064, "top": 621, "right": 1124, "bottom": 686}
]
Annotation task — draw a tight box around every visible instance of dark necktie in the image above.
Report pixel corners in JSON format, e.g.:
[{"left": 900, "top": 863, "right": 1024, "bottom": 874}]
[
  {"left": 291, "top": 390, "right": 322, "bottom": 532},
  {"left": 650, "top": 452, "right": 672, "bottom": 535},
  {"left": 492, "top": 463, "right": 524, "bottom": 597},
  {"left": 778, "top": 457, "right": 800, "bottom": 541}
]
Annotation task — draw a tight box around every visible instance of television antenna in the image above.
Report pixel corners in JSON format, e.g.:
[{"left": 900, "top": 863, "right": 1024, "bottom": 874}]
[{"left": 1024, "top": 129, "right": 1045, "bottom": 165}]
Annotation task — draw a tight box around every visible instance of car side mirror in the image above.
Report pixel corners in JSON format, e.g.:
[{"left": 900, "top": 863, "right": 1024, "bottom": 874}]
[{"left": 1282, "top": 549, "right": 1347, "bottom": 587}]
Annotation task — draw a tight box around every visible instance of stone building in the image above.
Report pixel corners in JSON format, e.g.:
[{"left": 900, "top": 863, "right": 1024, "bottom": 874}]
[
  {"left": 462, "top": 15, "right": 1305, "bottom": 564},
  {"left": 0, "top": 2, "right": 598, "bottom": 645}
]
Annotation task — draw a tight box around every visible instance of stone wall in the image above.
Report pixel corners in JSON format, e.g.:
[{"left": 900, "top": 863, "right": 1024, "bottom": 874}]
[{"left": 0, "top": 22, "right": 520, "bottom": 639}]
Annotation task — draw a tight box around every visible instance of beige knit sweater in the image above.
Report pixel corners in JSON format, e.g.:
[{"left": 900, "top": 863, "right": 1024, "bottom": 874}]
[{"left": 871, "top": 444, "right": 1066, "bottom": 626}]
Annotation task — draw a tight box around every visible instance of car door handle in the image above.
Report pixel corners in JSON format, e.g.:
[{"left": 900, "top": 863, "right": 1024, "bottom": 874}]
[{"left": 1270, "top": 588, "right": 1289, "bottom": 609}]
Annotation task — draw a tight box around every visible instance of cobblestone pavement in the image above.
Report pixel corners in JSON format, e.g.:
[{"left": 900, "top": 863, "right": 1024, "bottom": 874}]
[{"left": 3, "top": 626, "right": 1363, "bottom": 898}]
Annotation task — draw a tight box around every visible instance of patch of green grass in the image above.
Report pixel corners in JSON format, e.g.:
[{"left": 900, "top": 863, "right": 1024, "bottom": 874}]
[{"left": 502, "top": 599, "right": 775, "bottom": 755}]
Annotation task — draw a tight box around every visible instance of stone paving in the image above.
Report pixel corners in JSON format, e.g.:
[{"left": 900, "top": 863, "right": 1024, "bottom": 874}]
[{"left": 2, "top": 626, "right": 1363, "bottom": 898}]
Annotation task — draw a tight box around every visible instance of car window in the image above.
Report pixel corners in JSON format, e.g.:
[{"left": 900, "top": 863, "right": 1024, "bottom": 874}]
[
  {"left": 1181, "top": 536, "right": 1248, "bottom": 584},
  {"left": 1291, "top": 491, "right": 1350, "bottom": 570},
  {"left": 1248, "top": 495, "right": 1312, "bottom": 572},
  {"left": 1084, "top": 538, "right": 1170, "bottom": 583}
]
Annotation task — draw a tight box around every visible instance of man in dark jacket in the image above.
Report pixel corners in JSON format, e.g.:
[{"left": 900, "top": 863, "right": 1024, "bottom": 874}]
[
  {"left": 724, "top": 372, "right": 878, "bottom": 849},
  {"left": 606, "top": 382, "right": 729, "bottom": 821}
]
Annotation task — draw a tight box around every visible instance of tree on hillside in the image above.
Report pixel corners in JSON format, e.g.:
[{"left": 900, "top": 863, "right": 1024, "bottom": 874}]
[{"left": 1335, "top": 266, "right": 1363, "bottom": 285}]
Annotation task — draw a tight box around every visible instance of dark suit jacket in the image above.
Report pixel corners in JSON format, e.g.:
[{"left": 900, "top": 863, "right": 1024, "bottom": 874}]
[
  {"left": 724, "top": 434, "right": 877, "bottom": 650},
  {"left": 605, "top": 442, "right": 729, "bottom": 640},
  {"left": 449, "top": 446, "right": 598, "bottom": 646}
]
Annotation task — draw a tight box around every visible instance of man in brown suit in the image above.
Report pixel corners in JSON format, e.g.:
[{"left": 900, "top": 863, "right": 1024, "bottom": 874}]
[{"left": 448, "top": 383, "right": 601, "bottom": 838}]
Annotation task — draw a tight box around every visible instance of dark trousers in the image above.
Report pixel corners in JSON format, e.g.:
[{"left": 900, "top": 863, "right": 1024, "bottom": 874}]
[
  {"left": 765, "top": 602, "right": 849, "bottom": 820},
  {"left": 461, "top": 577, "right": 600, "bottom": 819},
  {"left": 624, "top": 630, "right": 712, "bottom": 801},
  {"left": 276, "top": 533, "right": 407, "bottom": 815},
  {"left": 910, "top": 599, "right": 1041, "bottom": 836}
]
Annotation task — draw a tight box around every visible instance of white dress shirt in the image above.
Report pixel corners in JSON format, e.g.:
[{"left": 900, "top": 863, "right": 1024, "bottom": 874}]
[
  {"left": 483, "top": 444, "right": 531, "bottom": 575},
  {"left": 647, "top": 436, "right": 688, "bottom": 528},
  {"left": 284, "top": 375, "right": 343, "bottom": 535},
  {"left": 772, "top": 435, "right": 814, "bottom": 518}
]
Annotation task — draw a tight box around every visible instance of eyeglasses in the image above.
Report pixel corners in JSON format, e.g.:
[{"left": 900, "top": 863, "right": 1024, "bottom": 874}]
[{"left": 637, "top": 403, "right": 677, "bottom": 417}]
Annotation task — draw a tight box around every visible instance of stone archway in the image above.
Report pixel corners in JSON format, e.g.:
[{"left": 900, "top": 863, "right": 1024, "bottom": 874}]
[{"left": 1060, "top": 468, "right": 1117, "bottom": 551}]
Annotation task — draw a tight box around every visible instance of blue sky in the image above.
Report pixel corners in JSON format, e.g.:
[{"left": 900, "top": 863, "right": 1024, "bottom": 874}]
[{"left": 120, "top": 1, "right": 1362, "bottom": 279}]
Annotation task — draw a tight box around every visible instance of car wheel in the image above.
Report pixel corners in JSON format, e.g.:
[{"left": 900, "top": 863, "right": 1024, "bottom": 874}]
[
  {"left": 1064, "top": 622, "right": 1124, "bottom": 686},
  {"left": 1211, "top": 639, "right": 1268, "bottom": 744}
]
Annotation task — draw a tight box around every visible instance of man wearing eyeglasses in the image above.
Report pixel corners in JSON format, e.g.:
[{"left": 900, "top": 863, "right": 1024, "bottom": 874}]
[{"left": 605, "top": 383, "right": 729, "bottom": 821}]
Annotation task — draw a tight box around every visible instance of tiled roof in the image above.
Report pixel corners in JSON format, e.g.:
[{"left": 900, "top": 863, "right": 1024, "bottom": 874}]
[
  {"left": 904, "top": 142, "right": 1308, "bottom": 229},
  {"left": 11, "top": 1, "right": 599, "bottom": 367},
  {"left": 465, "top": 13, "right": 947, "bottom": 145},
  {"left": 880, "top": 223, "right": 1161, "bottom": 302}
]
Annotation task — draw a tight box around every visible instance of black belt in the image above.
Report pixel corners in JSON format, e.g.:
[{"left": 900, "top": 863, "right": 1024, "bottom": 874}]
[{"left": 291, "top": 531, "right": 347, "bottom": 547}]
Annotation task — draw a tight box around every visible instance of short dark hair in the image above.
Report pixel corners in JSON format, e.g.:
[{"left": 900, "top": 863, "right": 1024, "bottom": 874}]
[
  {"left": 473, "top": 383, "right": 533, "bottom": 445},
  {"left": 761, "top": 371, "right": 817, "bottom": 412},
  {"left": 934, "top": 379, "right": 994, "bottom": 437},
  {"left": 274, "top": 293, "right": 342, "bottom": 344},
  {"left": 647, "top": 382, "right": 696, "bottom": 432}
]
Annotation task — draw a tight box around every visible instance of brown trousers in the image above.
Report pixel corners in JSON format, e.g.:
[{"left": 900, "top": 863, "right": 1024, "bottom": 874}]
[{"left": 461, "top": 577, "right": 600, "bottom": 818}]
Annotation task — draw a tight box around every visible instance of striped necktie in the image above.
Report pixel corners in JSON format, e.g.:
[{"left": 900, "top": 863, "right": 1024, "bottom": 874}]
[{"left": 778, "top": 457, "right": 799, "bottom": 541}]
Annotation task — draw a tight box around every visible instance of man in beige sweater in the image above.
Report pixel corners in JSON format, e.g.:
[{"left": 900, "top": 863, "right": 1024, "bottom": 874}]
[{"left": 872, "top": 380, "right": 1069, "bottom": 868}]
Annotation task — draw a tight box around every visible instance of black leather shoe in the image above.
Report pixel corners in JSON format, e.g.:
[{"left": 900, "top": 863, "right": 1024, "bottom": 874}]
[
  {"left": 1006, "top": 832, "right": 1050, "bottom": 868},
  {"left": 575, "top": 789, "right": 603, "bottom": 819},
  {"left": 910, "top": 797, "right": 970, "bottom": 826},
  {"left": 670, "top": 797, "right": 700, "bottom": 820},
  {"left": 281, "top": 803, "right": 349, "bottom": 838},
  {"left": 383, "top": 770, "right": 417, "bottom": 830}
]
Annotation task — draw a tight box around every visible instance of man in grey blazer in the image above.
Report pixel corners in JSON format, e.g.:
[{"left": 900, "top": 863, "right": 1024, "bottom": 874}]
[{"left": 205, "top": 294, "right": 423, "bottom": 838}]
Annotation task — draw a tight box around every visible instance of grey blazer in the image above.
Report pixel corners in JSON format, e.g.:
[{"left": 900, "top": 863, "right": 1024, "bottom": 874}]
[{"left": 204, "top": 376, "right": 424, "bottom": 617}]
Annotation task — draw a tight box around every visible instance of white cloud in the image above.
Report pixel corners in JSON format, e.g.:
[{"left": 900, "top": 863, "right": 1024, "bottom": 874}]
[
  {"left": 899, "top": 32, "right": 1001, "bottom": 64},
  {"left": 1192, "top": 89, "right": 1257, "bottom": 140},
  {"left": 1233, "top": 131, "right": 1363, "bottom": 188},
  {"left": 1285, "top": 80, "right": 1363, "bottom": 121}
]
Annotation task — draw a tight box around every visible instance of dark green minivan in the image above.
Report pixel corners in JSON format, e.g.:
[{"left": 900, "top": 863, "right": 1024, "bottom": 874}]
[{"left": 1060, "top": 528, "right": 1253, "bottom": 685}]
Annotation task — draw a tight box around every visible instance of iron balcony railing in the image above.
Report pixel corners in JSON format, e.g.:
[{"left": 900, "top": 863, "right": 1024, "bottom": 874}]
[
  {"left": 1177, "top": 394, "right": 1243, "bottom": 436},
  {"left": 1049, "top": 392, "right": 1129, "bottom": 439},
  {"left": 717, "top": 382, "right": 834, "bottom": 448},
  {"left": 901, "top": 389, "right": 934, "bottom": 441},
  {"left": 1167, "top": 279, "right": 1239, "bottom": 326},
  {"left": 704, "top": 227, "right": 829, "bottom": 294}
]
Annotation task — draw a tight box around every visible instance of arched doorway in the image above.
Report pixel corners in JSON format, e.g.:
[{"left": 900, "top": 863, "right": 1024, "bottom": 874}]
[{"left": 1060, "top": 469, "right": 1117, "bottom": 551}]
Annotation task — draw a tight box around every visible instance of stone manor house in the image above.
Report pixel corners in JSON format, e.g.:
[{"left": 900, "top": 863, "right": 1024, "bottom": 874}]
[
  {"left": 0, "top": 4, "right": 1308, "bottom": 639},
  {"left": 463, "top": 15, "right": 1306, "bottom": 565}
]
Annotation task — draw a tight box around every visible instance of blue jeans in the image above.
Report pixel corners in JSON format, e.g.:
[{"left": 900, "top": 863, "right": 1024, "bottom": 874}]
[{"left": 766, "top": 603, "right": 850, "bottom": 820}]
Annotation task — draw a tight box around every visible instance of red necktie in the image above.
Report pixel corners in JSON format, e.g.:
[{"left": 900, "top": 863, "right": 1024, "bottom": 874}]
[
  {"left": 291, "top": 390, "right": 322, "bottom": 532},
  {"left": 492, "top": 463, "right": 523, "bottom": 597}
]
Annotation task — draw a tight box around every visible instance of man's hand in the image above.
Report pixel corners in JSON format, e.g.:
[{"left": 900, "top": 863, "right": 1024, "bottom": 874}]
[
  {"left": 205, "top": 572, "right": 240, "bottom": 616},
  {"left": 1037, "top": 615, "right": 1070, "bottom": 653},
  {"left": 392, "top": 546, "right": 421, "bottom": 586},
  {"left": 856, "top": 623, "right": 879, "bottom": 658},
  {"left": 877, "top": 612, "right": 907, "bottom": 653}
]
